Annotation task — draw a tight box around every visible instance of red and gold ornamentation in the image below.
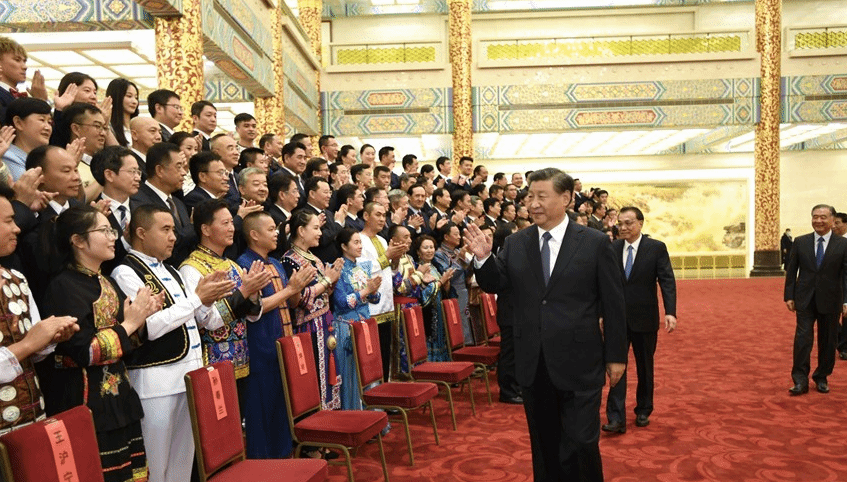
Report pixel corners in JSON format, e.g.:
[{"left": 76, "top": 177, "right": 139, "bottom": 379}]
[{"left": 154, "top": 0, "right": 204, "bottom": 132}]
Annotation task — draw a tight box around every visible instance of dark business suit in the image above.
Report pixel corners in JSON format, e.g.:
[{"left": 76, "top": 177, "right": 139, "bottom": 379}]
[
  {"left": 267, "top": 204, "right": 290, "bottom": 259},
  {"left": 345, "top": 215, "right": 365, "bottom": 232},
  {"left": 193, "top": 131, "right": 211, "bottom": 151},
  {"left": 182, "top": 186, "right": 213, "bottom": 216},
  {"left": 299, "top": 203, "right": 342, "bottom": 264},
  {"left": 785, "top": 231, "right": 847, "bottom": 387},
  {"left": 496, "top": 289, "right": 520, "bottom": 400},
  {"left": 587, "top": 215, "right": 604, "bottom": 231},
  {"left": 0, "top": 87, "right": 15, "bottom": 123},
  {"left": 606, "top": 236, "right": 676, "bottom": 424},
  {"left": 96, "top": 195, "right": 130, "bottom": 276},
  {"left": 130, "top": 183, "right": 196, "bottom": 266},
  {"left": 781, "top": 233, "right": 793, "bottom": 270},
  {"left": 159, "top": 124, "right": 172, "bottom": 142},
  {"left": 477, "top": 220, "right": 626, "bottom": 482}
]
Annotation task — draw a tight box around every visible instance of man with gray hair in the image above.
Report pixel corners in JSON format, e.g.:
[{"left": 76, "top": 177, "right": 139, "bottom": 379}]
[{"left": 785, "top": 204, "right": 847, "bottom": 395}]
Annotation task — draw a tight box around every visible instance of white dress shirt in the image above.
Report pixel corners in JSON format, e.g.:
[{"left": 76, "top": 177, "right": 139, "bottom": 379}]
[
  {"left": 358, "top": 234, "right": 394, "bottom": 316},
  {"left": 622, "top": 234, "right": 643, "bottom": 269},
  {"left": 816, "top": 230, "right": 833, "bottom": 254},
  {"left": 537, "top": 216, "right": 569, "bottom": 280}
]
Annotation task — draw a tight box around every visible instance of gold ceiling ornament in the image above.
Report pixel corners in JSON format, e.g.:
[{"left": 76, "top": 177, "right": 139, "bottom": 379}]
[
  {"left": 448, "top": 0, "right": 473, "bottom": 168},
  {"left": 751, "top": 0, "right": 781, "bottom": 276},
  {"left": 154, "top": 0, "right": 204, "bottom": 133}
]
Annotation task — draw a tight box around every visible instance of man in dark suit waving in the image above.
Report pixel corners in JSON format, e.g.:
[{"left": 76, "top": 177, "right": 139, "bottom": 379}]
[
  {"left": 603, "top": 207, "right": 676, "bottom": 433},
  {"left": 465, "top": 168, "right": 627, "bottom": 482},
  {"left": 785, "top": 204, "right": 847, "bottom": 395}
]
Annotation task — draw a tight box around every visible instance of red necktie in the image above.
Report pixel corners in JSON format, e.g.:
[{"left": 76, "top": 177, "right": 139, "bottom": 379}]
[{"left": 8, "top": 88, "right": 27, "bottom": 99}]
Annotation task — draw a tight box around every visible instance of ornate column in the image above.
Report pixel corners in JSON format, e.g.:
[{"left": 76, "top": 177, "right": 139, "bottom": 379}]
[
  {"left": 154, "top": 0, "right": 204, "bottom": 133},
  {"left": 254, "top": 5, "right": 285, "bottom": 137},
  {"left": 448, "top": 0, "right": 473, "bottom": 171},
  {"left": 298, "top": 0, "right": 322, "bottom": 156},
  {"left": 750, "top": 0, "right": 783, "bottom": 277}
]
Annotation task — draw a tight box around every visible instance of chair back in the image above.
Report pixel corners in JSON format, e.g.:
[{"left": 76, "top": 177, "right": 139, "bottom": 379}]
[
  {"left": 401, "top": 305, "right": 428, "bottom": 366},
  {"left": 442, "top": 298, "right": 465, "bottom": 351},
  {"left": 480, "top": 293, "right": 500, "bottom": 340},
  {"left": 0, "top": 405, "right": 105, "bottom": 482},
  {"left": 277, "top": 333, "right": 322, "bottom": 420},
  {"left": 184, "top": 360, "right": 244, "bottom": 479},
  {"left": 350, "top": 318, "right": 384, "bottom": 387}
]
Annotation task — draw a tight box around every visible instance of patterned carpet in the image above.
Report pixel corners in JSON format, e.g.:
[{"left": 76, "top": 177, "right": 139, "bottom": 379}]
[{"left": 323, "top": 278, "right": 847, "bottom": 481}]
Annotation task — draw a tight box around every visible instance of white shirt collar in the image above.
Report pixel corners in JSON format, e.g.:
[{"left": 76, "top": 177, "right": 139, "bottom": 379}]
[
  {"left": 307, "top": 202, "right": 324, "bottom": 213},
  {"left": 347, "top": 212, "right": 358, "bottom": 220},
  {"left": 159, "top": 123, "right": 174, "bottom": 136},
  {"left": 201, "top": 186, "right": 222, "bottom": 199},
  {"left": 538, "top": 215, "right": 569, "bottom": 244},
  {"left": 817, "top": 231, "right": 833, "bottom": 243},
  {"left": 128, "top": 248, "right": 162, "bottom": 266},
  {"left": 196, "top": 130, "right": 211, "bottom": 140},
  {"left": 145, "top": 180, "right": 170, "bottom": 203},
  {"left": 275, "top": 203, "right": 291, "bottom": 219},
  {"left": 0, "top": 81, "right": 18, "bottom": 92},
  {"left": 101, "top": 191, "right": 130, "bottom": 211},
  {"left": 624, "top": 234, "right": 643, "bottom": 252},
  {"left": 48, "top": 200, "right": 70, "bottom": 215}
]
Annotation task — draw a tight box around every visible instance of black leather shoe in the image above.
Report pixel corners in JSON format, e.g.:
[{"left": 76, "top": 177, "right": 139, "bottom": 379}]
[
  {"left": 788, "top": 384, "right": 809, "bottom": 395},
  {"left": 816, "top": 381, "right": 830, "bottom": 393},
  {"left": 635, "top": 415, "right": 650, "bottom": 427},
  {"left": 601, "top": 421, "right": 626, "bottom": 433},
  {"left": 840, "top": 352, "right": 847, "bottom": 360},
  {"left": 498, "top": 395, "right": 523, "bottom": 404}
]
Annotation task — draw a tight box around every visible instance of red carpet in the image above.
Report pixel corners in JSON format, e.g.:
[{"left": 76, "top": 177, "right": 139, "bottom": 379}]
[{"left": 323, "top": 278, "right": 847, "bottom": 481}]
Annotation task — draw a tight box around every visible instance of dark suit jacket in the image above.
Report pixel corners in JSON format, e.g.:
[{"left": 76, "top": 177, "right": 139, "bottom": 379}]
[
  {"left": 183, "top": 186, "right": 213, "bottom": 216},
  {"left": 588, "top": 216, "right": 604, "bottom": 231},
  {"left": 129, "top": 151, "right": 147, "bottom": 182},
  {"left": 267, "top": 204, "right": 290, "bottom": 259},
  {"left": 785, "top": 232, "right": 847, "bottom": 314},
  {"left": 300, "top": 204, "right": 342, "bottom": 264},
  {"left": 49, "top": 109, "right": 71, "bottom": 148},
  {"left": 193, "top": 131, "right": 211, "bottom": 151},
  {"left": 345, "top": 215, "right": 365, "bottom": 232},
  {"left": 159, "top": 124, "right": 172, "bottom": 142},
  {"left": 615, "top": 237, "right": 676, "bottom": 333},
  {"left": 96, "top": 194, "right": 129, "bottom": 275},
  {"left": 390, "top": 172, "right": 400, "bottom": 190},
  {"left": 0, "top": 87, "right": 14, "bottom": 123},
  {"left": 476, "top": 221, "right": 627, "bottom": 391},
  {"left": 130, "top": 183, "right": 196, "bottom": 266}
]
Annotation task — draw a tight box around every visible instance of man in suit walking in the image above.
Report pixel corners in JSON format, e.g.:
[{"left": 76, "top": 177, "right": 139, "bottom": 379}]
[
  {"left": 466, "top": 168, "right": 627, "bottom": 482},
  {"left": 602, "top": 207, "right": 676, "bottom": 433},
  {"left": 781, "top": 228, "right": 793, "bottom": 270},
  {"left": 785, "top": 204, "right": 847, "bottom": 395}
]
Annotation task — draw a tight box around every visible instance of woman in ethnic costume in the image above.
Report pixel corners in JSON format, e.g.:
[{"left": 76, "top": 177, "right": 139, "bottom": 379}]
[
  {"left": 412, "top": 234, "right": 455, "bottom": 362},
  {"left": 330, "top": 228, "right": 381, "bottom": 410},
  {"left": 281, "top": 211, "right": 343, "bottom": 410},
  {"left": 40, "top": 206, "right": 160, "bottom": 482},
  {"left": 432, "top": 223, "right": 475, "bottom": 346}
]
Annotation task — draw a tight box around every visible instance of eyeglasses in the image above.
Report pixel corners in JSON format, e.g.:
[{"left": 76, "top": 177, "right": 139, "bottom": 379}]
[
  {"left": 86, "top": 227, "right": 119, "bottom": 239},
  {"left": 165, "top": 103, "right": 184, "bottom": 111},
  {"left": 75, "top": 122, "right": 106, "bottom": 132},
  {"left": 201, "top": 169, "right": 228, "bottom": 177},
  {"left": 119, "top": 168, "right": 142, "bottom": 177}
]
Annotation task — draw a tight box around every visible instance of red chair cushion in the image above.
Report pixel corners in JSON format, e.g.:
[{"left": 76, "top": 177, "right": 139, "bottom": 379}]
[
  {"left": 351, "top": 318, "right": 384, "bottom": 386},
  {"left": 185, "top": 361, "right": 243, "bottom": 476},
  {"left": 401, "top": 306, "right": 428, "bottom": 366},
  {"left": 208, "top": 459, "right": 328, "bottom": 482},
  {"left": 362, "top": 382, "right": 439, "bottom": 408},
  {"left": 411, "top": 361, "right": 475, "bottom": 383},
  {"left": 488, "top": 336, "right": 501, "bottom": 347},
  {"left": 294, "top": 410, "right": 388, "bottom": 448},
  {"left": 277, "top": 334, "right": 321, "bottom": 418},
  {"left": 0, "top": 406, "right": 105, "bottom": 482},
  {"left": 452, "top": 346, "right": 500, "bottom": 366}
]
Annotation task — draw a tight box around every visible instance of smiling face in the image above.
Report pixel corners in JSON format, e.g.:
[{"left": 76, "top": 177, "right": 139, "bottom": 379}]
[
  {"left": 74, "top": 213, "right": 116, "bottom": 265},
  {"left": 13, "top": 112, "right": 52, "bottom": 150},
  {"left": 202, "top": 207, "right": 235, "bottom": 248},
  {"left": 193, "top": 105, "right": 217, "bottom": 134},
  {"left": 72, "top": 110, "right": 107, "bottom": 155},
  {"left": 417, "top": 238, "right": 435, "bottom": 263},
  {"left": 123, "top": 84, "right": 139, "bottom": 117},
  {"left": 75, "top": 79, "right": 98, "bottom": 105},
  {"left": 297, "top": 214, "right": 322, "bottom": 248},
  {"left": 239, "top": 172, "right": 268, "bottom": 204},
  {"left": 361, "top": 146, "right": 376, "bottom": 166},
  {"left": 250, "top": 214, "right": 279, "bottom": 253},
  {"left": 236, "top": 118, "right": 258, "bottom": 144},
  {"left": 42, "top": 148, "right": 80, "bottom": 202},
  {"left": 105, "top": 154, "right": 142, "bottom": 197},
  {"left": 812, "top": 207, "right": 834, "bottom": 236},
  {"left": 525, "top": 179, "right": 569, "bottom": 231},
  {"left": 212, "top": 135, "right": 239, "bottom": 170}
]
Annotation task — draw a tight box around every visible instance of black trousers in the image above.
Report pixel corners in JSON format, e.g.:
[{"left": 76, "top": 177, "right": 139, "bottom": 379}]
[
  {"left": 792, "top": 309, "right": 840, "bottom": 385},
  {"left": 521, "top": 352, "right": 603, "bottom": 482},
  {"left": 497, "top": 325, "right": 520, "bottom": 399},
  {"left": 606, "top": 330, "right": 657, "bottom": 422},
  {"left": 378, "top": 319, "right": 392, "bottom": 381},
  {"left": 837, "top": 315, "right": 847, "bottom": 354}
]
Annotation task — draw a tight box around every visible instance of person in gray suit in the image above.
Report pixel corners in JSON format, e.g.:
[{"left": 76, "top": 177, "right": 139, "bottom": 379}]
[
  {"left": 603, "top": 206, "right": 676, "bottom": 433},
  {"left": 785, "top": 204, "right": 847, "bottom": 395},
  {"left": 465, "top": 168, "right": 627, "bottom": 482}
]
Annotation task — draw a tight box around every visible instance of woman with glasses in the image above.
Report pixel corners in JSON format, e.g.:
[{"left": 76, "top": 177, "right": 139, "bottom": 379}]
[
  {"left": 105, "top": 78, "right": 139, "bottom": 148},
  {"left": 38, "top": 205, "right": 161, "bottom": 482}
]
